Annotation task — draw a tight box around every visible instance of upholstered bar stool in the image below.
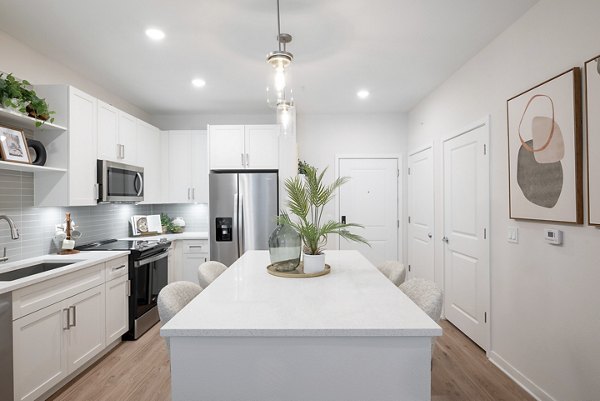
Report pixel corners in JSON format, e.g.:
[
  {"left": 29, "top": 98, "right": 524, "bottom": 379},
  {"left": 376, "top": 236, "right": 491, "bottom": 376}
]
[
  {"left": 198, "top": 261, "right": 227, "bottom": 288},
  {"left": 376, "top": 261, "right": 407, "bottom": 286}
]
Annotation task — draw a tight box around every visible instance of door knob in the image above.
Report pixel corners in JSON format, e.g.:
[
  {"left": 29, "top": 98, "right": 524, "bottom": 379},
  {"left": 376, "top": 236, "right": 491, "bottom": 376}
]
[
  {"left": 427, "top": 233, "right": 432, "bottom": 239},
  {"left": 442, "top": 236, "right": 449, "bottom": 243}
]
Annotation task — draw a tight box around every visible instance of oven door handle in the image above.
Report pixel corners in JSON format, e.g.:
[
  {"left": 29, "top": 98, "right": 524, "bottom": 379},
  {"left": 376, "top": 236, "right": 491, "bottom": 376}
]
[{"left": 134, "top": 250, "right": 169, "bottom": 268}]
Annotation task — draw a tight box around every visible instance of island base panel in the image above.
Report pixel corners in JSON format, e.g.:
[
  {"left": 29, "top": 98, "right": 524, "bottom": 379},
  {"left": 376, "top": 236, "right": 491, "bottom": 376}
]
[{"left": 169, "top": 336, "right": 432, "bottom": 401}]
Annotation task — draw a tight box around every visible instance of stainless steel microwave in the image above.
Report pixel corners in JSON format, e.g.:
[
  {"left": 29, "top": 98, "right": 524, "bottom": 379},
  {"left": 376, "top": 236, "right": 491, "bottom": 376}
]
[{"left": 97, "top": 160, "right": 144, "bottom": 203}]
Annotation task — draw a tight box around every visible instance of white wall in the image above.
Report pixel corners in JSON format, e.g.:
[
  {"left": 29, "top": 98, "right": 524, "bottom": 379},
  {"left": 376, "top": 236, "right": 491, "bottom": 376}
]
[
  {"left": 150, "top": 113, "right": 275, "bottom": 130},
  {"left": 296, "top": 112, "right": 408, "bottom": 256},
  {"left": 0, "top": 31, "right": 149, "bottom": 121},
  {"left": 407, "top": 1, "right": 600, "bottom": 400}
]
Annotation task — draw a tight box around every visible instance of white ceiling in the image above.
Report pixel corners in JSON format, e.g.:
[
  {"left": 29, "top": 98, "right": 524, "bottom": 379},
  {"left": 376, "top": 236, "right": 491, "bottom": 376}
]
[{"left": 0, "top": 0, "right": 537, "bottom": 115}]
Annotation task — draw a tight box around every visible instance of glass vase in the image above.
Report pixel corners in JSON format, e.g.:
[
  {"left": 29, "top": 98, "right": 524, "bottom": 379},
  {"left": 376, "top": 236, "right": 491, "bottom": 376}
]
[{"left": 268, "top": 224, "right": 301, "bottom": 272}]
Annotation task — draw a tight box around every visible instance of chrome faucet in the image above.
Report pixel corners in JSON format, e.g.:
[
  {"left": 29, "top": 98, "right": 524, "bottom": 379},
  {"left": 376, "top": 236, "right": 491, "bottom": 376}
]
[
  {"left": 0, "top": 215, "right": 19, "bottom": 240},
  {"left": 0, "top": 215, "right": 19, "bottom": 263}
]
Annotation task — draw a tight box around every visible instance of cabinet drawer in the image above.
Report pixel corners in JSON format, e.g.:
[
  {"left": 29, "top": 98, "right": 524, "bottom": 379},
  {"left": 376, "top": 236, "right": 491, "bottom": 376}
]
[
  {"left": 182, "top": 240, "right": 209, "bottom": 255},
  {"left": 12, "top": 263, "right": 105, "bottom": 320},
  {"left": 105, "top": 256, "right": 129, "bottom": 280}
]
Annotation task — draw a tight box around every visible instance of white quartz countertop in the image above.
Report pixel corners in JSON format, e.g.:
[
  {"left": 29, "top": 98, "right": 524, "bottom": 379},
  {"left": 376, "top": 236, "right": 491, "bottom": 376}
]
[
  {"left": 161, "top": 250, "right": 442, "bottom": 338},
  {"left": 0, "top": 251, "right": 130, "bottom": 295},
  {"left": 119, "top": 231, "right": 208, "bottom": 241}
]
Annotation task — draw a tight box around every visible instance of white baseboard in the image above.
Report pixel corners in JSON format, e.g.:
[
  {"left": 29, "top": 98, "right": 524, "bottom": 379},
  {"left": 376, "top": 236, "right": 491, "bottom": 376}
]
[{"left": 488, "top": 351, "right": 557, "bottom": 401}]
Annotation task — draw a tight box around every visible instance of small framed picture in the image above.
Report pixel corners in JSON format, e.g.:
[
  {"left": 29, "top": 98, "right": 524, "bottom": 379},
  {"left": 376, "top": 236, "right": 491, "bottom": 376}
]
[{"left": 0, "top": 125, "right": 31, "bottom": 164}]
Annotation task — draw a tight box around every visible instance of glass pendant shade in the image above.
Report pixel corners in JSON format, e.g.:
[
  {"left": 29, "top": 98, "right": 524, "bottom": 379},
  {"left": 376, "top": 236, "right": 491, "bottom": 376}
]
[{"left": 268, "top": 223, "right": 301, "bottom": 272}]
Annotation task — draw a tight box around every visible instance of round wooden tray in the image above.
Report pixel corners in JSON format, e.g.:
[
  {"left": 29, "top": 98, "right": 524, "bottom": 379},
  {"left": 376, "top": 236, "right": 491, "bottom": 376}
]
[{"left": 267, "top": 262, "right": 331, "bottom": 278}]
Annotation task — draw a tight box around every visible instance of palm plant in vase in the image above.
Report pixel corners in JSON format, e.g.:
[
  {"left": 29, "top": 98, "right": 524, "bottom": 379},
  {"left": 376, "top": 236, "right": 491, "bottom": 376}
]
[{"left": 280, "top": 165, "right": 369, "bottom": 273}]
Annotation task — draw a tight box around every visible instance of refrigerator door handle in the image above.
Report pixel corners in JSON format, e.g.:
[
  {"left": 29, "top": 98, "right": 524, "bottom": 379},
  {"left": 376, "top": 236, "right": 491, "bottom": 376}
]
[
  {"left": 233, "top": 193, "right": 240, "bottom": 257},
  {"left": 239, "top": 192, "right": 245, "bottom": 255}
]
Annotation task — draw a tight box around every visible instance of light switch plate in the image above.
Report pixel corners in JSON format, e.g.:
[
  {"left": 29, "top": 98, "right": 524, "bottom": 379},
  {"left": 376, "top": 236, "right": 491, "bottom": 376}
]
[{"left": 508, "top": 226, "right": 518, "bottom": 244}]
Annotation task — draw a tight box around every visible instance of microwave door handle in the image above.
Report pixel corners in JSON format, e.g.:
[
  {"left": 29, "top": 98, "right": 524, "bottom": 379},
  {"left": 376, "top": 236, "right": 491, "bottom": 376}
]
[{"left": 135, "top": 172, "right": 144, "bottom": 196}]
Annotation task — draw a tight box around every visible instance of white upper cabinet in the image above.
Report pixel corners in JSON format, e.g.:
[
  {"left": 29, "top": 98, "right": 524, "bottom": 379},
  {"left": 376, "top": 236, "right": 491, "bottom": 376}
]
[
  {"left": 137, "top": 120, "right": 161, "bottom": 204},
  {"left": 208, "top": 125, "right": 245, "bottom": 170},
  {"left": 118, "top": 111, "right": 137, "bottom": 165},
  {"left": 97, "top": 101, "right": 119, "bottom": 162},
  {"left": 68, "top": 88, "right": 98, "bottom": 206},
  {"left": 164, "top": 130, "right": 208, "bottom": 204},
  {"left": 97, "top": 101, "right": 138, "bottom": 165},
  {"left": 245, "top": 125, "right": 279, "bottom": 169},
  {"left": 208, "top": 124, "right": 279, "bottom": 170},
  {"left": 168, "top": 130, "right": 193, "bottom": 203},
  {"left": 191, "top": 131, "right": 209, "bottom": 203}
]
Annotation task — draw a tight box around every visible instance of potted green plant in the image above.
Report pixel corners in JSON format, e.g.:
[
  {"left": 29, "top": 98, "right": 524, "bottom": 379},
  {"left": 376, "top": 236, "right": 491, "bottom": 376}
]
[
  {"left": 280, "top": 165, "right": 369, "bottom": 273},
  {"left": 0, "top": 72, "right": 56, "bottom": 126}
]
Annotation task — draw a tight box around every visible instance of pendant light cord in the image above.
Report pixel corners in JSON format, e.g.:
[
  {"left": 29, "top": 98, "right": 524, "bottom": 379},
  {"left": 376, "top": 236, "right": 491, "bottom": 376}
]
[{"left": 277, "top": 0, "right": 282, "bottom": 51}]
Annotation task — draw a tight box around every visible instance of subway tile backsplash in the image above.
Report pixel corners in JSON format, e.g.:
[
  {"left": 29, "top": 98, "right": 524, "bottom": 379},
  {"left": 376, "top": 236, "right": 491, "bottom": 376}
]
[{"left": 0, "top": 171, "right": 208, "bottom": 262}]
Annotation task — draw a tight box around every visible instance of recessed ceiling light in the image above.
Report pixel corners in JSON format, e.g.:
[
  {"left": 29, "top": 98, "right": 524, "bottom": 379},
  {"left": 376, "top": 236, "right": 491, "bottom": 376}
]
[
  {"left": 192, "top": 78, "right": 206, "bottom": 88},
  {"left": 357, "top": 90, "right": 370, "bottom": 99},
  {"left": 145, "top": 28, "right": 165, "bottom": 41}
]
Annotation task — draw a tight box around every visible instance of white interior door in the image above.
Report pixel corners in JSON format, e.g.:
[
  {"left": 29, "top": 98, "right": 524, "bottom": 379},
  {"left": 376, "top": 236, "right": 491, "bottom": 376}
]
[
  {"left": 443, "top": 122, "right": 490, "bottom": 350},
  {"left": 407, "top": 147, "right": 435, "bottom": 281},
  {"left": 338, "top": 158, "right": 399, "bottom": 266}
]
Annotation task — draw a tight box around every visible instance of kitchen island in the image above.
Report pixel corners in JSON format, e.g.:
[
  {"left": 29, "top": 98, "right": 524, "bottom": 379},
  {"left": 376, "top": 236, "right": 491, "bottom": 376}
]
[{"left": 161, "top": 250, "right": 442, "bottom": 401}]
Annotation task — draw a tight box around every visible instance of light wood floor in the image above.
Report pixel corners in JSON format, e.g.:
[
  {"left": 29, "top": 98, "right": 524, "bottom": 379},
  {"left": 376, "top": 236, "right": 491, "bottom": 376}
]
[{"left": 49, "top": 320, "right": 534, "bottom": 401}]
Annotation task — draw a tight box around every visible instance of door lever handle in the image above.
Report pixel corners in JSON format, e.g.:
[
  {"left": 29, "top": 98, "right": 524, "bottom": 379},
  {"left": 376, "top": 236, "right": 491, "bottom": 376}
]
[{"left": 442, "top": 236, "right": 449, "bottom": 243}]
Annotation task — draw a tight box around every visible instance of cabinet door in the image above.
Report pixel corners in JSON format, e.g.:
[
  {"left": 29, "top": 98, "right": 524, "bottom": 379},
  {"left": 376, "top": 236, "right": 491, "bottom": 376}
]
[
  {"left": 168, "top": 241, "right": 180, "bottom": 283},
  {"left": 245, "top": 125, "right": 279, "bottom": 169},
  {"left": 68, "top": 87, "right": 98, "bottom": 206},
  {"left": 191, "top": 130, "right": 208, "bottom": 203},
  {"left": 118, "top": 111, "right": 138, "bottom": 165},
  {"left": 168, "top": 131, "right": 193, "bottom": 203},
  {"left": 65, "top": 285, "right": 106, "bottom": 373},
  {"left": 105, "top": 274, "right": 129, "bottom": 344},
  {"left": 97, "top": 100, "right": 119, "bottom": 162},
  {"left": 182, "top": 253, "right": 208, "bottom": 284},
  {"left": 13, "top": 302, "right": 68, "bottom": 401},
  {"left": 138, "top": 121, "right": 161, "bottom": 204},
  {"left": 208, "top": 125, "right": 245, "bottom": 170}
]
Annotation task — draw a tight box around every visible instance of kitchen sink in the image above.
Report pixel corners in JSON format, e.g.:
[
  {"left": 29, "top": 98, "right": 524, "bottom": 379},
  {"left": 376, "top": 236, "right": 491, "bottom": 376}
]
[{"left": 0, "top": 262, "right": 74, "bottom": 281}]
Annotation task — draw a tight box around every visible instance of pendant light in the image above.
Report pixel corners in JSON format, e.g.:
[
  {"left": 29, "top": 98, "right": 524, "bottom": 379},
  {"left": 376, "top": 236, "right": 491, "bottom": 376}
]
[{"left": 266, "top": 0, "right": 295, "bottom": 135}]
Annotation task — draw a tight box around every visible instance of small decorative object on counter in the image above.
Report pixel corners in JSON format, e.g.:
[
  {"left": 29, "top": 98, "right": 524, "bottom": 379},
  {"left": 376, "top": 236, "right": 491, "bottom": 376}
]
[
  {"left": 58, "top": 212, "right": 80, "bottom": 255},
  {"left": 171, "top": 216, "right": 186, "bottom": 233},
  {"left": 268, "top": 223, "right": 301, "bottom": 272}
]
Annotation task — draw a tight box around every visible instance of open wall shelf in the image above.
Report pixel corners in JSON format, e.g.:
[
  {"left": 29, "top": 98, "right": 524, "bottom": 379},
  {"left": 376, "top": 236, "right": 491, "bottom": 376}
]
[
  {"left": 0, "top": 161, "right": 67, "bottom": 174},
  {"left": 0, "top": 107, "right": 67, "bottom": 132}
]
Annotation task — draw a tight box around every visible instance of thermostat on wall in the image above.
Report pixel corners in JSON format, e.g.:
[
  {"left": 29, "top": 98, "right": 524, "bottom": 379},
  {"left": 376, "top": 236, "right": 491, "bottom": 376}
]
[{"left": 544, "top": 229, "right": 563, "bottom": 245}]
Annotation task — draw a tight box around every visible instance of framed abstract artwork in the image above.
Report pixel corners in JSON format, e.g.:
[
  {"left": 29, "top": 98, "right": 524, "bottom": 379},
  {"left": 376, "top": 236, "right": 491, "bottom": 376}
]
[
  {"left": 585, "top": 55, "right": 600, "bottom": 225},
  {"left": 507, "top": 68, "right": 583, "bottom": 223}
]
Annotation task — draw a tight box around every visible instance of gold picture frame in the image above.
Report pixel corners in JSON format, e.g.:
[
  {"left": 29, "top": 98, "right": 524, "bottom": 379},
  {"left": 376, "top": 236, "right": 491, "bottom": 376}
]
[{"left": 0, "top": 124, "right": 31, "bottom": 164}]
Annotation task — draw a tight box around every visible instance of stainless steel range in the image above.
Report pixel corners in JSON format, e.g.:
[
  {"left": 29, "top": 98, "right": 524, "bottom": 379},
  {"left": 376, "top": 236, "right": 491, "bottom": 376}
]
[{"left": 76, "top": 238, "right": 170, "bottom": 340}]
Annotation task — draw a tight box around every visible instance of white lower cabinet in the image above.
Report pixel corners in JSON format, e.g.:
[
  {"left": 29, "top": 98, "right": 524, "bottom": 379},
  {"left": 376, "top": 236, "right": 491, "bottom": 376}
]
[
  {"left": 66, "top": 286, "right": 106, "bottom": 372},
  {"left": 181, "top": 240, "right": 209, "bottom": 284},
  {"left": 105, "top": 274, "right": 129, "bottom": 344},
  {"left": 167, "top": 239, "right": 209, "bottom": 284},
  {"left": 13, "top": 285, "right": 106, "bottom": 401},
  {"left": 12, "top": 258, "right": 129, "bottom": 401},
  {"left": 13, "top": 302, "right": 67, "bottom": 401}
]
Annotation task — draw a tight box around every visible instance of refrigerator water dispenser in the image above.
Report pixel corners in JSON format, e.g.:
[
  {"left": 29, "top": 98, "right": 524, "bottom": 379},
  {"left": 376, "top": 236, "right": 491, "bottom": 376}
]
[{"left": 216, "top": 218, "right": 233, "bottom": 241}]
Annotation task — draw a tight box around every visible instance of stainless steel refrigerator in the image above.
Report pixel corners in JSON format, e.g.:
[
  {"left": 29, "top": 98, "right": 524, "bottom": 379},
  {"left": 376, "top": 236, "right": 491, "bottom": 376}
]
[{"left": 209, "top": 171, "right": 278, "bottom": 266}]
